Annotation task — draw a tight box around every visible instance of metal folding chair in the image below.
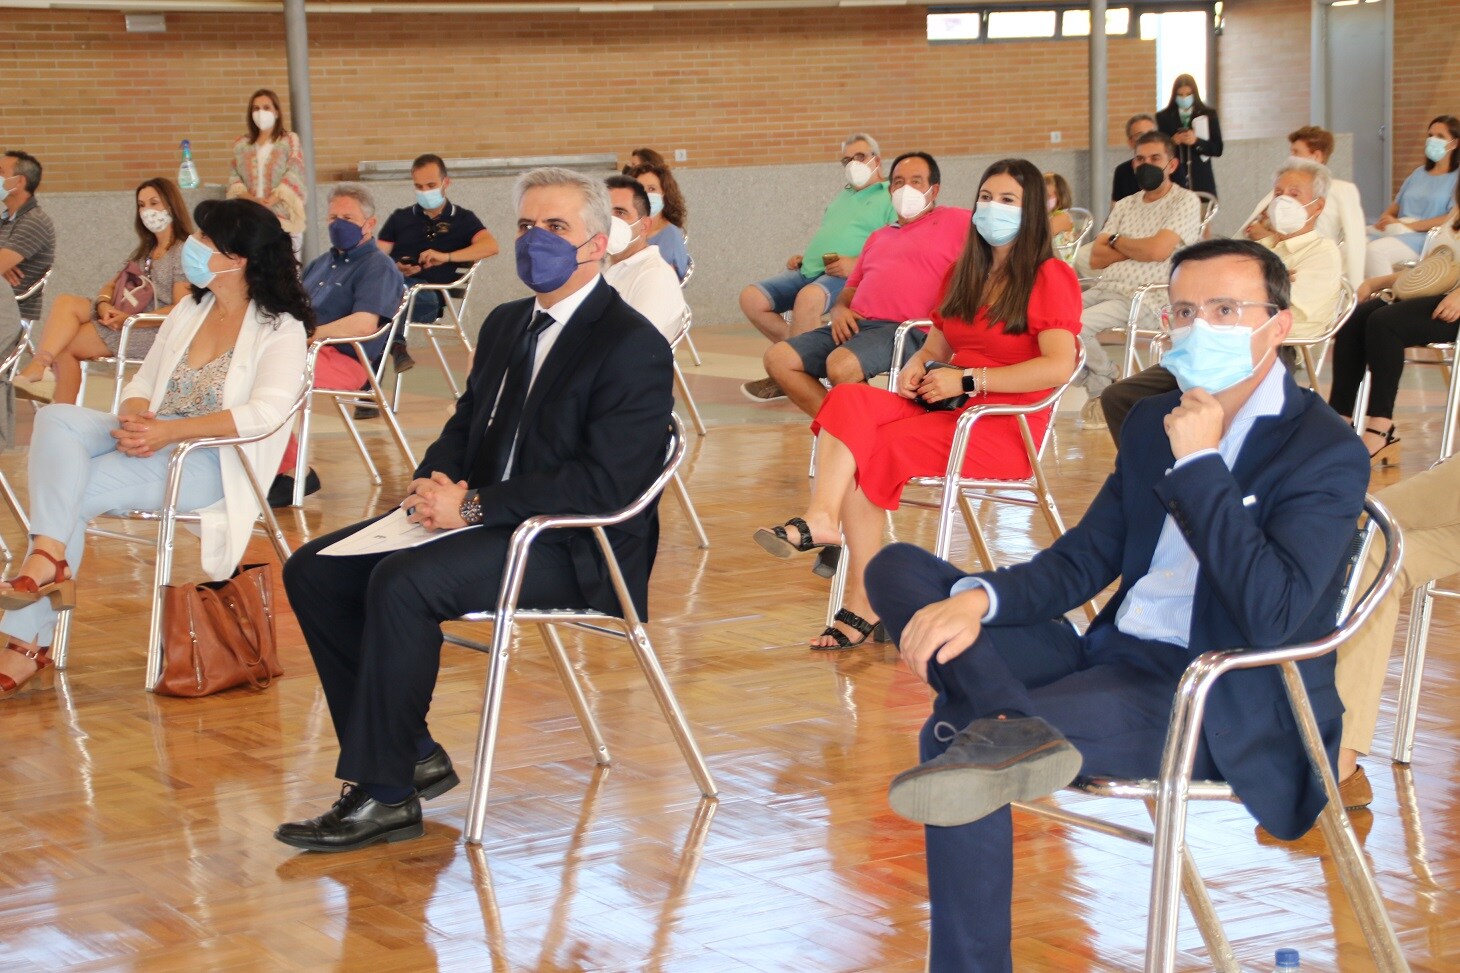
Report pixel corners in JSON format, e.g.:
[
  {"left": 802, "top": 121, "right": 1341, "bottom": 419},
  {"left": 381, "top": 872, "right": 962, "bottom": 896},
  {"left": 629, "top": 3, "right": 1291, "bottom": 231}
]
[
  {"left": 3, "top": 269, "right": 52, "bottom": 380},
  {"left": 677, "top": 253, "right": 703, "bottom": 366},
  {"left": 1195, "top": 190, "right": 1220, "bottom": 236},
  {"left": 1282, "top": 279, "right": 1357, "bottom": 392},
  {"left": 289, "top": 292, "right": 418, "bottom": 506},
  {"left": 1011, "top": 496, "right": 1407, "bottom": 973},
  {"left": 50, "top": 380, "right": 310, "bottom": 690},
  {"left": 442, "top": 414, "right": 717, "bottom": 844},
  {"left": 1112, "top": 283, "right": 1169, "bottom": 380},
  {"left": 824, "top": 330, "right": 1091, "bottom": 627},
  {"left": 391, "top": 260, "right": 488, "bottom": 408},
  {"left": 77, "top": 312, "right": 167, "bottom": 413},
  {"left": 665, "top": 308, "right": 709, "bottom": 549},
  {"left": 1056, "top": 207, "right": 1095, "bottom": 266}
]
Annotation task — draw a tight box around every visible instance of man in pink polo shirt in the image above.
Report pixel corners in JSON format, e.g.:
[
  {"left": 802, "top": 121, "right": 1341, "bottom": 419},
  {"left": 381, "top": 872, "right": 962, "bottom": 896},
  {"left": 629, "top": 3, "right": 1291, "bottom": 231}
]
[{"left": 764, "top": 152, "right": 971, "bottom": 418}]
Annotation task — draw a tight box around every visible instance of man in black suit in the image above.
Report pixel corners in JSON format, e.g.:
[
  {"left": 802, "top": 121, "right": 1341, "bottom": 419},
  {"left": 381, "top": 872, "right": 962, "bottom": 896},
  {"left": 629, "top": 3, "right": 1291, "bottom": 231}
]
[{"left": 275, "top": 167, "right": 674, "bottom": 853}]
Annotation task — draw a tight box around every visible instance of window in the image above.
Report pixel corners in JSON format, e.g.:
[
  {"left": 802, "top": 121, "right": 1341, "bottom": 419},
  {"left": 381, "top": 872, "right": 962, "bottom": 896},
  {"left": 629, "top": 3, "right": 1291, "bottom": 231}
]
[
  {"left": 927, "top": 11, "right": 981, "bottom": 42},
  {"left": 1061, "top": 7, "right": 1131, "bottom": 37},
  {"left": 986, "top": 10, "right": 1057, "bottom": 39}
]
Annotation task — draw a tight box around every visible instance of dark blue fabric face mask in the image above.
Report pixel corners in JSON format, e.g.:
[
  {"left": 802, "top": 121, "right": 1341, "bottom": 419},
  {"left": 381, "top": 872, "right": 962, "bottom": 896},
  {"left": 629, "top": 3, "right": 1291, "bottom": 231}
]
[
  {"left": 328, "top": 218, "right": 364, "bottom": 251},
  {"left": 515, "top": 226, "right": 593, "bottom": 293}
]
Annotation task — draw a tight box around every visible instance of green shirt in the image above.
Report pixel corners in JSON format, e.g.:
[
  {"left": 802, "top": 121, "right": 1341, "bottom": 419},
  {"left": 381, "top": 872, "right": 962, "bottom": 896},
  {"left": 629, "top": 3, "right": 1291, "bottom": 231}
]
[{"left": 801, "top": 182, "right": 896, "bottom": 278}]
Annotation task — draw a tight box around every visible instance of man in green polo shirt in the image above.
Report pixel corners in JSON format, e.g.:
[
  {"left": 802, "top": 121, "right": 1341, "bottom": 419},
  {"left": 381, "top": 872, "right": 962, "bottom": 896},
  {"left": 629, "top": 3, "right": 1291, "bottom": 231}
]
[{"left": 740, "top": 133, "right": 896, "bottom": 401}]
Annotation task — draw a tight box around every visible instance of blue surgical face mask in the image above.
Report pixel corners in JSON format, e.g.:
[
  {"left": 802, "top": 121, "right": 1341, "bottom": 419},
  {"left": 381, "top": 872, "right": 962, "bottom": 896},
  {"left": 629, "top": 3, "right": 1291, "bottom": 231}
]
[
  {"left": 1176, "top": 94, "right": 1195, "bottom": 111},
  {"left": 416, "top": 188, "right": 445, "bottom": 210},
  {"left": 1425, "top": 135, "right": 1453, "bottom": 164},
  {"left": 1163, "top": 315, "right": 1276, "bottom": 394},
  {"left": 972, "top": 200, "right": 1022, "bottom": 246},
  {"left": 646, "top": 192, "right": 664, "bottom": 218},
  {"left": 515, "top": 226, "right": 595, "bottom": 293},
  {"left": 182, "top": 235, "right": 241, "bottom": 289},
  {"left": 328, "top": 218, "right": 365, "bottom": 251}
]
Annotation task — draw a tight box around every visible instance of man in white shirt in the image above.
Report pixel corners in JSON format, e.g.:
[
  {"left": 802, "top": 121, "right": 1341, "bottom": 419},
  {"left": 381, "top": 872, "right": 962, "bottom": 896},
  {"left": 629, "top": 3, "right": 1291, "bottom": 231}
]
[
  {"left": 603, "top": 175, "right": 686, "bottom": 343},
  {"left": 1098, "top": 159, "right": 1343, "bottom": 442},
  {"left": 1080, "top": 131, "right": 1203, "bottom": 414}
]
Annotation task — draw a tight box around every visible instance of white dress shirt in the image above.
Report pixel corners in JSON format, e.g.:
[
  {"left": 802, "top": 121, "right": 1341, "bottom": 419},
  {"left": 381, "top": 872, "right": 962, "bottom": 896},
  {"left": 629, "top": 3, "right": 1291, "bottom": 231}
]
[{"left": 604, "top": 245, "right": 685, "bottom": 343}]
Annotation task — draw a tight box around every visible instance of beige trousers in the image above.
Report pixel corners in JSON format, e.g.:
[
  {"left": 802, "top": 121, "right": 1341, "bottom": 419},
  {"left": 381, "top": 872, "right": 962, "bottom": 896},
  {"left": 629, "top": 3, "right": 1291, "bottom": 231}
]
[{"left": 1339, "top": 457, "right": 1460, "bottom": 753}]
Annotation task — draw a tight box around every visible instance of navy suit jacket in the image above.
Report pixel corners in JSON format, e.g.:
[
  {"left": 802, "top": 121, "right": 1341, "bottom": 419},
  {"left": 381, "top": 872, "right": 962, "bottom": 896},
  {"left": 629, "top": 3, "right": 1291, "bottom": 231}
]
[
  {"left": 975, "top": 369, "right": 1369, "bottom": 839},
  {"left": 415, "top": 277, "right": 674, "bottom": 619}
]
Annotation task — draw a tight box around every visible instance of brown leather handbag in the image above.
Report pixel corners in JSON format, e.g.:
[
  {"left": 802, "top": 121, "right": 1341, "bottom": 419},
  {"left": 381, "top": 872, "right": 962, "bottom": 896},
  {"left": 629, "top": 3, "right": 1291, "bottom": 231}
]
[{"left": 156, "top": 563, "right": 283, "bottom": 697}]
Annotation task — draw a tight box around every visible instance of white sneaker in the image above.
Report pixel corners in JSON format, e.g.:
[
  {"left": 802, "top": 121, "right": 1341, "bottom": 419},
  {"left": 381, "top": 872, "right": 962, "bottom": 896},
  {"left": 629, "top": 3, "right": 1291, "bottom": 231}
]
[{"left": 13, "top": 372, "right": 55, "bottom": 404}]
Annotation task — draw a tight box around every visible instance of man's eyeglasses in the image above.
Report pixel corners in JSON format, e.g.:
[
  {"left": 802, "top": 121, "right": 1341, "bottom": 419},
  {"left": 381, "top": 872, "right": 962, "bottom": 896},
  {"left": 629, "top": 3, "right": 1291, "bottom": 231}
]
[
  {"left": 840, "top": 152, "right": 873, "bottom": 166},
  {"left": 1160, "top": 299, "right": 1279, "bottom": 328}
]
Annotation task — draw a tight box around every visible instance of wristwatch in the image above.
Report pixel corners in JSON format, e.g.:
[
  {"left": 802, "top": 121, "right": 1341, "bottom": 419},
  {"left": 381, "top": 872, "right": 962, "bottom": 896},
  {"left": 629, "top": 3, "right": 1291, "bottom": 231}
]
[
  {"left": 459, "top": 489, "right": 483, "bottom": 526},
  {"left": 961, "top": 369, "right": 977, "bottom": 394},
  {"left": 1107, "top": 232, "right": 1122, "bottom": 250}
]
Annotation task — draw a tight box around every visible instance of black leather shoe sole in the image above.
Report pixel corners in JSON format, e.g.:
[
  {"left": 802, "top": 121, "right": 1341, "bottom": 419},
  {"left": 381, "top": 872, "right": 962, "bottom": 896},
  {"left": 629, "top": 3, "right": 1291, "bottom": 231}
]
[
  {"left": 274, "top": 819, "right": 424, "bottom": 853},
  {"left": 414, "top": 747, "right": 460, "bottom": 801},
  {"left": 417, "top": 768, "right": 459, "bottom": 801}
]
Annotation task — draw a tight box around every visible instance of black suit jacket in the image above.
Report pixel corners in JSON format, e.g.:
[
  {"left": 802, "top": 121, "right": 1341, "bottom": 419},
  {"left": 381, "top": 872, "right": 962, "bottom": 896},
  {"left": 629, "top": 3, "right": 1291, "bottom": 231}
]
[
  {"left": 1156, "top": 106, "right": 1224, "bottom": 196},
  {"left": 973, "top": 370, "right": 1369, "bottom": 839},
  {"left": 416, "top": 277, "right": 674, "bottom": 618}
]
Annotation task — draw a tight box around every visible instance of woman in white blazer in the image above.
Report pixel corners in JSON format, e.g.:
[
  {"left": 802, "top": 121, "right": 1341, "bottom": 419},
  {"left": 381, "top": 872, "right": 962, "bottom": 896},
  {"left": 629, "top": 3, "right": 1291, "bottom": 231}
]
[{"left": 0, "top": 198, "right": 312, "bottom": 700}]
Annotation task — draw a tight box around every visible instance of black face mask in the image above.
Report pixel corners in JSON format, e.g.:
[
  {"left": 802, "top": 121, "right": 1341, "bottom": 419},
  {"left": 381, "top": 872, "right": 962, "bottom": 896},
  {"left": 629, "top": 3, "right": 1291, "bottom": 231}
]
[{"left": 1135, "top": 163, "right": 1166, "bottom": 192}]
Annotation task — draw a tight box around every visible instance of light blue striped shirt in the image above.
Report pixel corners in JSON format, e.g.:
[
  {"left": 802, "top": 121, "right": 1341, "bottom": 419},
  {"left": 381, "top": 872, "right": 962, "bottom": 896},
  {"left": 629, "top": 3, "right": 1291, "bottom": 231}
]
[{"left": 954, "top": 361, "right": 1287, "bottom": 647}]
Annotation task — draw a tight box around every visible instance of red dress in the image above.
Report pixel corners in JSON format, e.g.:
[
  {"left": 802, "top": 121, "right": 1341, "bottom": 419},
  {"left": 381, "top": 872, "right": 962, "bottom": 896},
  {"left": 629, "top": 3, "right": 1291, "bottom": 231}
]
[{"left": 811, "top": 258, "right": 1082, "bottom": 511}]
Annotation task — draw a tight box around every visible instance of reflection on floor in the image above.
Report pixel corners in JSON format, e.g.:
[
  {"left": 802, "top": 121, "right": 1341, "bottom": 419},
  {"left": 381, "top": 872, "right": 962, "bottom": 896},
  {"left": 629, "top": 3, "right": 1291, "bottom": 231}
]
[{"left": 0, "top": 325, "right": 1457, "bottom": 972}]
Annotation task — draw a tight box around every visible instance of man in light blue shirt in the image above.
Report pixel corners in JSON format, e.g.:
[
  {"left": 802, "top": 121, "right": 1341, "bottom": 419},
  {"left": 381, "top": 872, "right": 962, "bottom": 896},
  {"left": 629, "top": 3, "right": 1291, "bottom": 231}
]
[{"left": 862, "top": 239, "right": 1370, "bottom": 972}]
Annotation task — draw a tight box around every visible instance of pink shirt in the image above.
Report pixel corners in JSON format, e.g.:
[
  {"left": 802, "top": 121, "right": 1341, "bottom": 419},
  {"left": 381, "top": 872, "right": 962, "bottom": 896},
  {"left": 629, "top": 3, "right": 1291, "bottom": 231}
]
[{"left": 847, "top": 205, "right": 972, "bottom": 323}]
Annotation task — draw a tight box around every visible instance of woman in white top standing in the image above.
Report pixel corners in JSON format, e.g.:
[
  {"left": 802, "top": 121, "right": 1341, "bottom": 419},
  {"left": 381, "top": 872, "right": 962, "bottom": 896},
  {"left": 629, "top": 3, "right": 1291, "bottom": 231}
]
[
  {"left": 226, "top": 89, "right": 308, "bottom": 256},
  {"left": 1241, "top": 126, "right": 1367, "bottom": 285}
]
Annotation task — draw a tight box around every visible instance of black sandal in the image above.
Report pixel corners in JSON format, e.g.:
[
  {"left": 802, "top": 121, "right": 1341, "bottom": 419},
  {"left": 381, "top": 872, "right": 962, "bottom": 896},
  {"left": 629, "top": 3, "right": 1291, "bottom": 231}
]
[
  {"left": 812, "top": 608, "right": 889, "bottom": 651},
  {"left": 812, "top": 545, "right": 842, "bottom": 579},
  {"left": 754, "top": 517, "right": 836, "bottom": 559},
  {"left": 1366, "top": 425, "right": 1401, "bottom": 469}
]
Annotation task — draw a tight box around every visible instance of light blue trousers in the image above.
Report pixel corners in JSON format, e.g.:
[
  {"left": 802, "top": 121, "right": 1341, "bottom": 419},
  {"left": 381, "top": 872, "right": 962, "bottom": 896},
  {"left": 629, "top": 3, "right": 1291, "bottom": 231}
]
[{"left": 3, "top": 404, "right": 224, "bottom": 644}]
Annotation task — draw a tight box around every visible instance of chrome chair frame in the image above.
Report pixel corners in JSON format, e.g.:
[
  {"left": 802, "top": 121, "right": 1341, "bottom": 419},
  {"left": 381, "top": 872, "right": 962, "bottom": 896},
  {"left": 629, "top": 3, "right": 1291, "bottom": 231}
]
[
  {"left": 1117, "top": 283, "right": 1170, "bottom": 379},
  {"left": 77, "top": 312, "right": 166, "bottom": 413},
  {"left": 2, "top": 270, "right": 52, "bottom": 380},
  {"left": 1195, "top": 190, "right": 1220, "bottom": 236},
  {"left": 1282, "top": 279, "right": 1357, "bottom": 392},
  {"left": 391, "top": 260, "right": 486, "bottom": 407},
  {"left": 823, "top": 329, "right": 1090, "bottom": 627},
  {"left": 678, "top": 254, "right": 702, "bottom": 366},
  {"left": 1011, "top": 497, "right": 1406, "bottom": 973},
  {"left": 51, "top": 380, "right": 310, "bottom": 690},
  {"left": 666, "top": 307, "right": 709, "bottom": 549},
  {"left": 1056, "top": 207, "right": 1095, "bottom": 266},
  {"left": 442, "top": 414, "right": 717, "bottom": 844},
  {"left": 290, "top": 291, "right": 418, "bottom": 506}
]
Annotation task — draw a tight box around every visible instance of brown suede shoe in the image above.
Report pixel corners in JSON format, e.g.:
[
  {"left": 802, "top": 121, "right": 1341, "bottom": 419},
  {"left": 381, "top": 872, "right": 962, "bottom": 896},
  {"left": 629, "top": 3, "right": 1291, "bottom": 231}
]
[
  {"left": 1339, "top": 765, "right": 1373, "bottom": 810},
  {"left": 1254, "top": 767, "right": 1374, "bottom": 851}
]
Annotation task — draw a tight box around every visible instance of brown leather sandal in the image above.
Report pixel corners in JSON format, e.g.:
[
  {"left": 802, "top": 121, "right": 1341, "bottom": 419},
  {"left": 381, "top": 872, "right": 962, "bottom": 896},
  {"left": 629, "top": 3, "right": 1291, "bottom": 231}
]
[
  {"left": 0, "top": 641, "right": 54, "bottom": 700},
  {"left": 0, "top": 549, "right": 76, "bottom": 610}
]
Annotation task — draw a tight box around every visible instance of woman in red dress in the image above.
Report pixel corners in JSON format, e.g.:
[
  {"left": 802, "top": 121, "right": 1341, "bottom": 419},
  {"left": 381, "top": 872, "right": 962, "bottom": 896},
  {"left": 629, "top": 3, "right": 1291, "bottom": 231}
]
[{"left": 755, "top": 158, "right": 1083, "bottom": 648}]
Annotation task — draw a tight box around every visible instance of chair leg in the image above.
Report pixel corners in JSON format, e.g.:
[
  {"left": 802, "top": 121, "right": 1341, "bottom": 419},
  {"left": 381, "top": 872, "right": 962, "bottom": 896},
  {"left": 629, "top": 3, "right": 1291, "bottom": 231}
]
[
  {"left": 668, "top": 472, "right": 710, "bottom": 549},
  {"left": 0, "top": 468, "right": 31, "bottom": 534},
  {"left": 825, "top": 529, "right": 848, "bottom": 629},
  {"left": 429, "top": 333, "right": 462, "bottom": 398},
  {"left": 539, "top": 624, "right": 611, "bottom": 766},
  {"left": 50, "top": 607, "right": 73, "bottom": 669},
  {"left": 673, "top": 361, "right": 706, "bottom": 437},
  {"left": 145, "top": 507, "right": 178, "bottom": 691},
  {"left": 1142, "top": 800, "right": 1238, "bottom": 971},
  {"left": 362, "top": 368, "right": 419, "bottom": 470},
  {"left": 1392, "top": 583, "right": 1434, "bottom": 765},
  {"left": 681, "top": 331, "right": 703, "bottom": 367},
  {"left": 292, "top": 396, "right": 314, "bottom": 507},
  {"left": 956, "top": 493, "right": 997, "bottom": 573},
  {"left": 464, "top": 614, "right": 517, "bottom": 845},
  {"left": 334, "top": 398, "right": 382, "bottom": 485},
  {"left": 619, "top": 618, "right": 717, "bottom": 799}
]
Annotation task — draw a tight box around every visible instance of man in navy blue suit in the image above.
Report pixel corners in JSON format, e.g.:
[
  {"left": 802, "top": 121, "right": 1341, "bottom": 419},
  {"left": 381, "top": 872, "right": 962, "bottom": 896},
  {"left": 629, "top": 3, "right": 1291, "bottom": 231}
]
[{"left": 867, "top": 239, "right": 1370, "bottom": 972}]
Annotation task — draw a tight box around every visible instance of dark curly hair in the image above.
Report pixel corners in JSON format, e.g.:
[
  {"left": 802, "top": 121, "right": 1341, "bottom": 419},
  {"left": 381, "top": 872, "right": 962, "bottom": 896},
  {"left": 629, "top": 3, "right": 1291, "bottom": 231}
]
[
  {"left": 190, "top": 198, "right": 315, "bottom": 335},
  {"left": 628, "top": 161, "right": 687, "bottom": 229}
]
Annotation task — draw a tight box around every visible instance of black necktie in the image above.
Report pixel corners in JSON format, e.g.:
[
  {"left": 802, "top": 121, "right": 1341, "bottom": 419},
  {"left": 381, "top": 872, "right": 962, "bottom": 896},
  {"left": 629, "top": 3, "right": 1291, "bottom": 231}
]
[{"left": 469, "top": 310, "right": 555, "bottom": 488}]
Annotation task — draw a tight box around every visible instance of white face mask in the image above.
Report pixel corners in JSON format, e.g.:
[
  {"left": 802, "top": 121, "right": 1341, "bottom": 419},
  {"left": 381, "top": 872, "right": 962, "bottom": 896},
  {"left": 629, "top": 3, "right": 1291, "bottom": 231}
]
[
  {"left": 0, "top": 175, "right": 16, "bottom": 198},
  {"left": 252, "top": 109, "right": 277, "bottom": 133},
  {"left": 1267, "top": 194, "right": 1316, "bottom": 235},
  {"left": 891, "top": 185, "right": 930, "bottom": 221},
  {"left": 606, "top": 215, "right": 640, "bottom": 256},
  {"left": 844, "top": 158, "right": 876, "bottom": 189},
  {"left": 140, "top": 208, "right": 174, "bottom": 233}
]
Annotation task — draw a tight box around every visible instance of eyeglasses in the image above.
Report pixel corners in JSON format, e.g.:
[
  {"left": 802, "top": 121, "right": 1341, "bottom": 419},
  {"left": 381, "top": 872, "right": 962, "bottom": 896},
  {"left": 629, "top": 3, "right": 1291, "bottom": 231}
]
[
  {"left": 1160, "top": 299, "right": 1279, "bottom": 328},
  {"left": 840, "top": 152, "right": 873, "bottom": 166}
]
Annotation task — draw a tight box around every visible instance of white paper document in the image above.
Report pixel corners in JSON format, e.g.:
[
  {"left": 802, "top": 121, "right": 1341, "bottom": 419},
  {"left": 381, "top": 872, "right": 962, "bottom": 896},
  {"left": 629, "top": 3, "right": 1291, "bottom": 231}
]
[{"left": 319, "top": 507, "right": 480, "bottom": 556}]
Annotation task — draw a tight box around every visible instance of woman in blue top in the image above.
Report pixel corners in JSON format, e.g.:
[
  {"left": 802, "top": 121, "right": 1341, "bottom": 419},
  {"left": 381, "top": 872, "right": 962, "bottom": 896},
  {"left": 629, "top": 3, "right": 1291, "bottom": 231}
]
[
  {"left": 1366, "top": 115, "right": 1459, "bottom": 276},
  {"left": 631, "top": 161, "right": 691, "bottom": 281}
]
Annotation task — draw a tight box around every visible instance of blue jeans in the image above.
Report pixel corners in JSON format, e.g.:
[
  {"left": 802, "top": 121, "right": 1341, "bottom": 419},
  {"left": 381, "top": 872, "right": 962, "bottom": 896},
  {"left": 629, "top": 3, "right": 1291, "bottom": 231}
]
[
  {"left": 752, "top": 269, "right": 845, "bottom": 314},
  {"left": 2, "top": 404, "right": 223, "bottom": 644},
  {"left": 784, "top": 319, "right": 926, "bottom": 380}
]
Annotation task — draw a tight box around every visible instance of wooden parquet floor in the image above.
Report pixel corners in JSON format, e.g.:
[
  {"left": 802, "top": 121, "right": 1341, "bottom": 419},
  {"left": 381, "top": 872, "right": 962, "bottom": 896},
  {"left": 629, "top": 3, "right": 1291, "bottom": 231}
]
[{"left": 2, "top": 327, "right": 1459, "bottom": 972}]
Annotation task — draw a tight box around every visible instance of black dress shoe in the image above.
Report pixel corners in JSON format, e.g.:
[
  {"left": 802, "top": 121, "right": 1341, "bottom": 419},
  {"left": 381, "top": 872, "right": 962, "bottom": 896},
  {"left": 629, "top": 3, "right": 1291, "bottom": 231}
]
[
  {"left": 414, "top": 745, "right": 460, "bottom": 801},
  {"left": 887, "top": 715, "right": 1082, "bottom": 827},
  {"left": 267, "top": 468, "right": 321, "bottom": 508},
  {"left": 392, "top": 344, "right": 416, "bottom": 374},
  {"left": 275, "top": 784, "right": 424, "bottom": 852}
]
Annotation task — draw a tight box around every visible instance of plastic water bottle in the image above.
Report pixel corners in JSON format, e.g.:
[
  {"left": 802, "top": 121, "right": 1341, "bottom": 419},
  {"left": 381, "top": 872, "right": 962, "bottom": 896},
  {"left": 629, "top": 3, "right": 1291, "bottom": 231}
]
[
  {"left": 177, "top": 140, "right": 199, "bottom": 189},
  {"left": 1274, "top": 948, "right": 1301, "bottom": 972}
]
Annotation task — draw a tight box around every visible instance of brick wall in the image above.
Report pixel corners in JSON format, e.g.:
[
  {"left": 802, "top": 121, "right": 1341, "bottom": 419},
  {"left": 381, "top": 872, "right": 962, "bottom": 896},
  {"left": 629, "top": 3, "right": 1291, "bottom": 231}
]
[
  {"left": 1217, "top": 0, "right": 1311, "bottom": 141},
  {"left": 1392, "top": 0, "right": 1460, "bottom": 195},
  {"left": 1, "top": 8, "right": 1155, "bottom": 194}
]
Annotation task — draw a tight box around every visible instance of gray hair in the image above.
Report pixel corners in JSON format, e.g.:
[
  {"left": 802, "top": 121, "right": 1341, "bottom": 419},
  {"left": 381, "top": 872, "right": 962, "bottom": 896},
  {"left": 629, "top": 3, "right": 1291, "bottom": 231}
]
[
  {"left": 1275, "top": 156, "right": 1332, "bottom": 199},
  {"left": 512, "top": 166, "right": 612, "bottom": 261},
  {"left": 329, "top": 182, "right": 376, "bottom": 219},
  {"left": 3, "top": 151, "right": 42, "bottom": 194},
  {"left": 842, "top": 132, "right": 881, "bottom": 158},
  {"left": 1125, "top": 113, "right": 1157, "bottom": 139}
]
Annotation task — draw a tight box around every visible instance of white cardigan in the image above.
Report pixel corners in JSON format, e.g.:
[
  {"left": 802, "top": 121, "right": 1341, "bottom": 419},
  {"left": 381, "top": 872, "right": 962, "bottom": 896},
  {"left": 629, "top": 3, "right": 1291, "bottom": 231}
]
[{"left": 121, "top": 294, "right": 307, "bottom": 580}]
